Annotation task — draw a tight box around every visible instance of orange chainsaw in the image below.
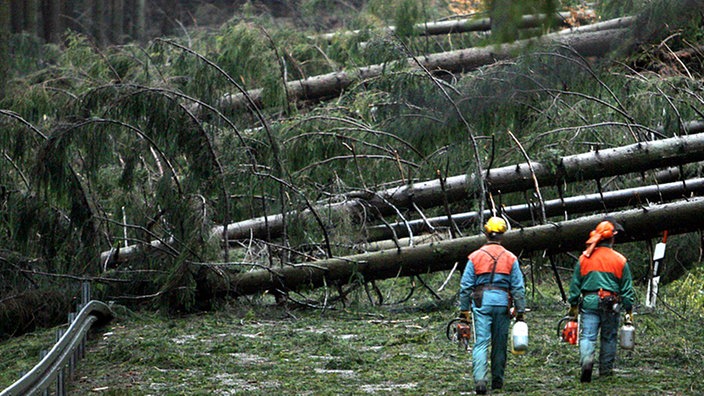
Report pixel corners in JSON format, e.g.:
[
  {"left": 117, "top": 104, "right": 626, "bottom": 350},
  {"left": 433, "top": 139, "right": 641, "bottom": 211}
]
[
  {"left": 446, "top": 316, "right": 474, "bottom": 352},
  {"left": 557, "top": 315, "right": 579, "bottom": 345}
]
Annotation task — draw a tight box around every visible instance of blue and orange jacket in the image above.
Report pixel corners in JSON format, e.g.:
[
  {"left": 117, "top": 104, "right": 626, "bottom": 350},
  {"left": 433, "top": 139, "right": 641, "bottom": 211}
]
[
  {"left": 568, "top": 245, "right": 635, "bottom": 311},
  {"left": 459, "top": 242, "right": 526, "bottom": 312}
]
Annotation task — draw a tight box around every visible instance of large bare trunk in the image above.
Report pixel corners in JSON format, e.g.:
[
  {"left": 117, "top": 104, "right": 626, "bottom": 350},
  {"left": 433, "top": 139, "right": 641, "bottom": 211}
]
[
  {"left": 101, "top": 128, "right": 704, "bottom": 264},
  {"left": 218, "top": 198, "right": 704, "bottom": 297}
]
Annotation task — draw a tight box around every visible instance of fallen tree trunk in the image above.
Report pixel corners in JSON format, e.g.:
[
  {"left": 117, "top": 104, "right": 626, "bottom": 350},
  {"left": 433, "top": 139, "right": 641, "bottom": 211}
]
[
  {"left": 101, "top": 127, "right": 704, "bottom": 264},
  {"left": 359, "top": 125, "right": 704, "bottom": 215},
  {"left": 208, "top": 18, "right": 632, "bottom": 114},
  {"left": 364, "top": 177, "right": 704, "bottom": 243},
  {"left": 315, "top": 10, "right": 599, "bottom": 42},
  {"left": 219, "top": 197, "right": 704, "bottom": 297}
]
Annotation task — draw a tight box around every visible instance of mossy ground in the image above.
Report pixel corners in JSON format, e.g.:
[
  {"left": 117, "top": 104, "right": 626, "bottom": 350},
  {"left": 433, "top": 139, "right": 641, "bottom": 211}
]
[{"left": 1, "top": 278, "right": 702, "bottom": 395}]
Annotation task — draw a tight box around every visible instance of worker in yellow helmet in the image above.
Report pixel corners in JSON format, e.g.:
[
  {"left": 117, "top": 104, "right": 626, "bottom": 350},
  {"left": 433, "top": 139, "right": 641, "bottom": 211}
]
[{"left": 459, "top": 216, "right": 526, "bottom": 394}]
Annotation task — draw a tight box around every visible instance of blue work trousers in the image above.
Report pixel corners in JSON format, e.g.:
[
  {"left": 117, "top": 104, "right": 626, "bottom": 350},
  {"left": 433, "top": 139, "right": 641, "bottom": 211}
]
[
  {"left": 579, "top": 309, "right": 619, "bottom": 373},
  {"left": 471, "top": 304, "right": 510, "bottom": 384}
]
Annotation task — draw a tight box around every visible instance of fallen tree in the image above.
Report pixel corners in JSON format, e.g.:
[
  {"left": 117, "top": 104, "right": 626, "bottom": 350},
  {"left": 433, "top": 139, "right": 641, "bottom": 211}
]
[
  {"left": 218, "top": 197, "right": 704, "bottom": 297},
  {"left": 314, "top": 10, "right": 599, "bottom": 42},
  {"left": 364, "top": 177, "right": 704, "bottom": 243},
  {"left": 206, "top": 17, "right": 633, "bottom": 114},
  {"left": 101, "top": 127, "right": 704, "bottom": 264}
]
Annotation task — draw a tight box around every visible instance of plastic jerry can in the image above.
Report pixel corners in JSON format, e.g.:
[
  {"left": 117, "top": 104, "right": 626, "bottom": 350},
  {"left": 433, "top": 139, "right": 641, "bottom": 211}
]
[{"left": 511, "top": 321, "right": 529, "bottom": 355}]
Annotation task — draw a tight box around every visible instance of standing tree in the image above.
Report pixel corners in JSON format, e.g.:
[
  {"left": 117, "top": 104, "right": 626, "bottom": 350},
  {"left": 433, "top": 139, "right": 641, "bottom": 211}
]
[
  {"left": 0, "top": 0, "right": 9, "bottom": 100},
  {"left": 111, "top": 0, "right": 124, "bottom": 44},
  {"left": 25, "top": 0, "right": 39, "bottom": 36},
  {"left": 134, "top": 0, "right": 146, "bottom": 42},
  {"left": 42, "top": 0, "right": 61, "bottom": 43}
]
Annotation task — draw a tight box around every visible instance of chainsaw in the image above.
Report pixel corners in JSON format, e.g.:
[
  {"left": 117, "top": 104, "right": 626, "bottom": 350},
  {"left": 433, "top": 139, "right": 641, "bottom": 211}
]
[
  {"left": 557, "top": 315, "right": 579, "bottom": 345},
  {"left": 446, "top": 316, "right": 474, "bottom": 352}
]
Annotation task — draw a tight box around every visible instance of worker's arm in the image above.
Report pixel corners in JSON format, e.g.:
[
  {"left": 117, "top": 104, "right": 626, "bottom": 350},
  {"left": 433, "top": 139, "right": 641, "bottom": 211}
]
[
  {"left": 459, "top": 259, "right": 476, "bottom": 311},
  {"left": 619, "top": 262, "right": 635, "bottom": 311},
  {"left": 509, "top": 259, "right": 526, "bottom": 314},
  {"left": 567, "top": 260, "right": 583, "bottom": 308}
]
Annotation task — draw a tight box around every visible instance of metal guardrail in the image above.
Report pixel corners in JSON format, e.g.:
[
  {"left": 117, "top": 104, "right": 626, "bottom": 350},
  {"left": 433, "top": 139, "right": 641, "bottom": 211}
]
[{"left": 1, "top": 283, "right": 114, "bottom": 396}]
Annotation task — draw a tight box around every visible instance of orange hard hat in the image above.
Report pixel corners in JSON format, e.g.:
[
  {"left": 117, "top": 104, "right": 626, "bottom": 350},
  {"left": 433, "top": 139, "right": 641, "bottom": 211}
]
[{"left": 584, "top": 219, "right": 621, "bottom": 257}]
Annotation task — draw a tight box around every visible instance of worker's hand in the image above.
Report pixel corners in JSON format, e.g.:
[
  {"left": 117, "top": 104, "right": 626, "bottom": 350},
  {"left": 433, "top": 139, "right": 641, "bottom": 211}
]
[
  {"left": 624, "top": 311, "right": 633, "bottom": 325},
  {"left": 567, "top": 305, "right": 579, "bottom": 319},
  {"left": 515, "top": 311, "right": 524, "bottom": 322},
  {"left": 459, "top": 310, "right": 471, "bottom": 323}
]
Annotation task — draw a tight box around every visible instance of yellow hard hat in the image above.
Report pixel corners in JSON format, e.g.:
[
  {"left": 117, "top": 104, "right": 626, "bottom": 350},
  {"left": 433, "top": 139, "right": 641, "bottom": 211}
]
[{"left": 484, "top": 216, "right": 508, "bottom": 234}]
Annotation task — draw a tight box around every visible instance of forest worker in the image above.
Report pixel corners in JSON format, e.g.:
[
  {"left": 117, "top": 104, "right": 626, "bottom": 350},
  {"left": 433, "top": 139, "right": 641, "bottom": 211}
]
[
  {"left": 459, "top": 216, "right": 526, "bottom": 395},
  {"left": 566, "top": 217, "right": 635, "bottom": 383}
]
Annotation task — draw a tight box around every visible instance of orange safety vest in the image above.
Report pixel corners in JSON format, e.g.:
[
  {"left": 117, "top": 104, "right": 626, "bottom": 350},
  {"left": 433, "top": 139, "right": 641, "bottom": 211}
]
[
  {"left": 579, "top": 247, "right": 627, "bottom": 279},
  {"left": 468, "top": 243, "right": 516, "bottom": 276}
]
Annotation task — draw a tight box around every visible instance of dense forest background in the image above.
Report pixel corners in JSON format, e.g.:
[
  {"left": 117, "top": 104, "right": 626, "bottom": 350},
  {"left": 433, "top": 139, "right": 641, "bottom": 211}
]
[{"left": 1, "top": 0, "right": 704, "bottom": 342}]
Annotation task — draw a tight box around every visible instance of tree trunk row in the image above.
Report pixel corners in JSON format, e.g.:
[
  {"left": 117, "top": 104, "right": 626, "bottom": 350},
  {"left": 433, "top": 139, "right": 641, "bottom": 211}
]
[
  {"left": 210, "top": 17, "right": 634, "bottom": 114},
  {"left": 363, "top": 177, "right": 704, "bottom": 246},
  {"left": 315, "top": 10, "right": 602, "bottom": 42},
  {"left": 216, "top": 127, "right": 704, "bottom": 239},
  {"left": 218, "top": 197, "right": 704, "bottom": 297},
  {"left": 7, "top": 0, "right": 151, "bottom": 45},
  {"left": 102, "top": 128, "right": 704, "bottom": 264}
]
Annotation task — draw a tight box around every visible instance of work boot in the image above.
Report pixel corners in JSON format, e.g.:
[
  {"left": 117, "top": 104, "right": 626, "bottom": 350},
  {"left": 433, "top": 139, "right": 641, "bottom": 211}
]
[
  {"left": 475, "top": 380, "right": 487, "bottom": 394},
  {"left": 580, "top": 362, "right": 593, "bottom": 383}
]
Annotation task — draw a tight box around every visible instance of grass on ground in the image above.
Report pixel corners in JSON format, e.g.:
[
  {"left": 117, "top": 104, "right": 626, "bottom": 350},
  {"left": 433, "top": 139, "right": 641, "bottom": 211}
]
[{"left": 1, "top": 277, "right": 702, "bottom": 395}]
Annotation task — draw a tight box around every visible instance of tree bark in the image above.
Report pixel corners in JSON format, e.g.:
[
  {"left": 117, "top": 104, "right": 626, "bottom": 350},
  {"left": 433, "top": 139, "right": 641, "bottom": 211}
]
[
  {"left": 207, "top": 17, "right": 633, "bottom": 115},
  {"left": 218, "top": 198, "right": 704, "bottom": 297},
  {"left": 101, "top": 128, "right": 704, "bottom": 264}
]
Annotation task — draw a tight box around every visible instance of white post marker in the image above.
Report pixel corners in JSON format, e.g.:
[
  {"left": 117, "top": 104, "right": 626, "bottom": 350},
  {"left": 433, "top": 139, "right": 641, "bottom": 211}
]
[{"left": 646, "top": 231, "right": 668, "bottom": 308}]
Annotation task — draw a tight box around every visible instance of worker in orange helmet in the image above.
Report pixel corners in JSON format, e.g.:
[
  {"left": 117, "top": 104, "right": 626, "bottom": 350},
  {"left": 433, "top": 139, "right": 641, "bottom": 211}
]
[
  {"left": 459, "top": 216, "right": 526, "bottom": 394},
  {"left": 566, "top": 217, "right": 635, "bottom": 382}
]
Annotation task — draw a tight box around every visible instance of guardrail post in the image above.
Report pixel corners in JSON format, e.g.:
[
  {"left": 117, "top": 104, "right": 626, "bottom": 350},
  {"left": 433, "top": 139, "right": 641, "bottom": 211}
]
[
  {"left": 57, "top": 365, "right": 65, "bottom": 396},
  {"left": 55, "top": 328, "right": 65, "bottom": 396},
  {"left": 39, "top": 350, "right": 48, "bottom": 396},
  {"left": 81, "top": 282, "right": 91, "bottom": 306},
  {"left": 68, "top": 313, "right": 77, "bottom": 377},
  {"left": 80, "top": 282, "right": 91, "bottom": 359}
]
